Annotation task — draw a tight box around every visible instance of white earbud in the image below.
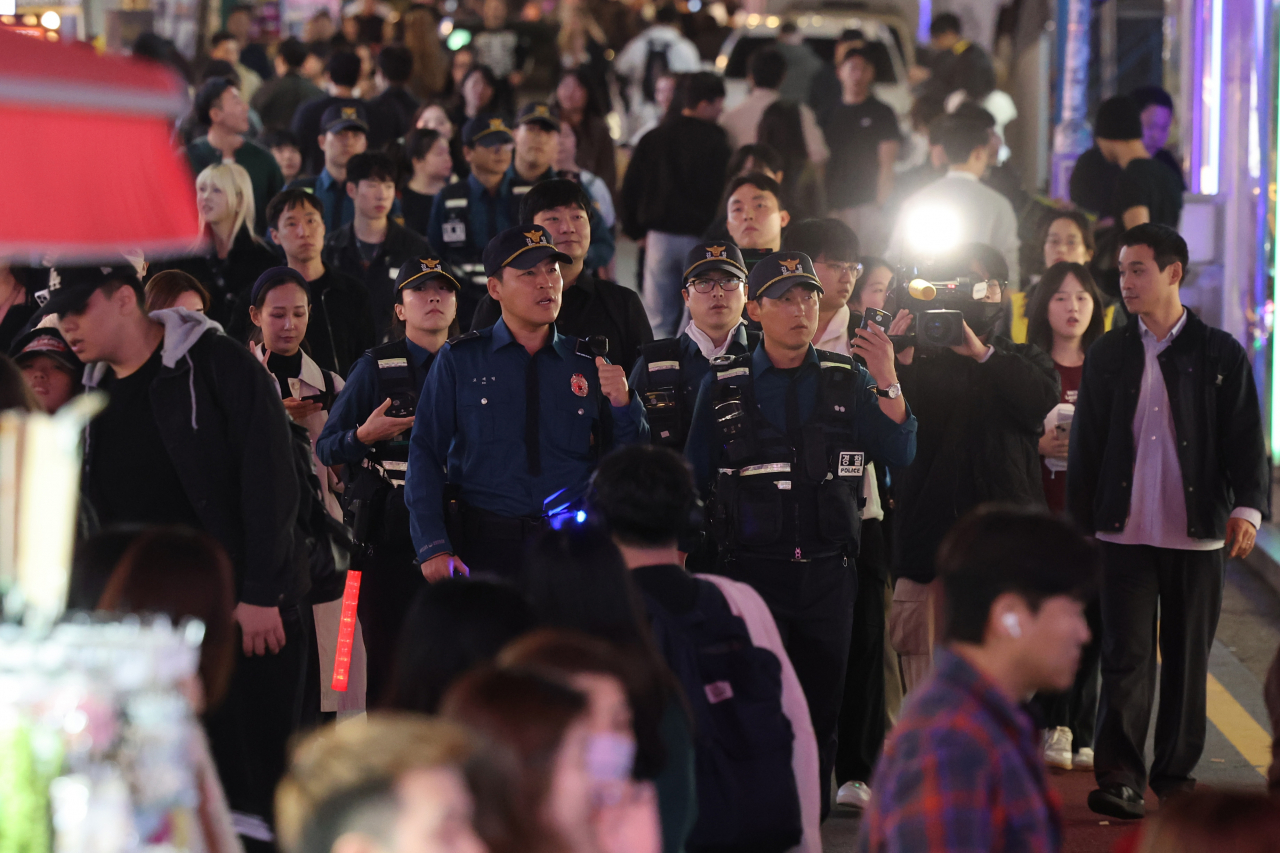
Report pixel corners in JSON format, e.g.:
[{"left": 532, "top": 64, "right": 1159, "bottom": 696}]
[{"left": 1002, "top": 612, "right": 1022, "bottom": 638}]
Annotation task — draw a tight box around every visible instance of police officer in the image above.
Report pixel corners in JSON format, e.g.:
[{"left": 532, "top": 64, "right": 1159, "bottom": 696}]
[
  {"left": 630, "top": 241, "right": 756, "bottom": 452},
  {"left": 684, "top": 251, "right": 917, "bottom": 817},
  {"left": 426, "top": 115, "right": 518, "bottom": 329},
  {"left": 407, "top": 225, "right": 648, "bottom": 581},
  {"left": 316, "top": 257, "right": 460, "bottom": 698}
]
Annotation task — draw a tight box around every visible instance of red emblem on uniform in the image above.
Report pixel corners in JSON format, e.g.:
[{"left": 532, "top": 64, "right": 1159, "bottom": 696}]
[{"left": 571, "top": 373, "right": 588, "bottom": 397}]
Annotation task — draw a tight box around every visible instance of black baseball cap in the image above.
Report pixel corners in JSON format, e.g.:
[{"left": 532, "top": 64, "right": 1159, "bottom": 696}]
[
  {"left": 321, "top": 102, "right": 369, "bottom": 134},
  {"left": 482, "top": 224, "right": 572, "bottom": 278},
  {"left": 747, "top": 251, "right": 825, "bottom": 301},
  {"left": 8, "top": 327, "right": 83, "bottom": 374},
  {"left": 396, "top": 257, "right": 461, "bottom": 291},
  {"left": 41, "top": 264, "right": 142, "bottom": 317},
  {"left": 462, "top": 115, "right": 514, "bottom": 147},
  {"left": 683, "top": 242, "right": 748, "bottom": 283},
  {"left": 515, "top": 102, "right": 560, "bottom": 131},
  {"left": 249, "top": 267, "right": 312, "bottom": 306}
]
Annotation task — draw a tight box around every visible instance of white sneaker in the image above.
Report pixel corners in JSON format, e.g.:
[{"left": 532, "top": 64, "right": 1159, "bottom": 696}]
[
  {"left": 836, "top": 781, "right": 872, "bottom": 811},
  {"left": 1073, "top": 747, "right": 1094, "bottom": 770},
  {"left": 1043, "top": 726, "right": 1073, "bottom": 770}
]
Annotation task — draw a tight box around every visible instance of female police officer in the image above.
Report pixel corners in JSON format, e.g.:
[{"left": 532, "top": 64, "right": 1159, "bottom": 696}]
[{"left": 316, "top": 258, "right": 460, "bottom": 698}]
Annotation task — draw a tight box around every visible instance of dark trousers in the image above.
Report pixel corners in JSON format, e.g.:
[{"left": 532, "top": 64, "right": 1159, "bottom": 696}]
[
  {"left": 205, "top": 603, "right": 309, "bottom": 847},
  {"left": 1033, "top": 594, "right": 1102, "bottom": 748},
  {"left": 836, "top": 519, "right": 888, "bottom": 786},
  {"left": 1094, "top": 542, "right": 1224, "bottom": 797},
  {"left": 356, "top": 489, "right": 424, "bottom": 704},
  {"left": 726, "top": 552, "right": 857, "bottom": 821},
  {"left": 454, "top": 506, "right": 541, "bottom": 580}
]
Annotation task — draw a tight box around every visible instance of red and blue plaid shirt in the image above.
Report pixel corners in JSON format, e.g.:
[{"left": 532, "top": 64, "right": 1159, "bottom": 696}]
[{"left": 858, "top": 648, "right": 1063, "bottom": 853}]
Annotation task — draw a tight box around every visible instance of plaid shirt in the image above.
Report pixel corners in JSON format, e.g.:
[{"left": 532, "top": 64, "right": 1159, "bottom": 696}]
[{"left": 858, "top": 648, "right": 1063, "bottom": 853}]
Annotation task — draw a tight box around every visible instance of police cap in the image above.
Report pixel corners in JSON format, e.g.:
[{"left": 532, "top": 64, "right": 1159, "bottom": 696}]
[
  {"left": 747, "top": 251, "right": 825, "bottom": 301},
  {"left": 396, "top": 257, "right": 461, "bottom": 292},
  {"left": 682, "top": 242, "right": 748, "bottom": 283},
  {"left": 482, "top": 224, "right": 572, "bottom": 278},
  {"left": 515, "top": 102, "right": 560, "bottom": 132},
  {"left": 462, "top": 115, "right": 515, "bottom": 148},
  {"left": 321, "top": 102, "right": 370, "bottom": 135}
]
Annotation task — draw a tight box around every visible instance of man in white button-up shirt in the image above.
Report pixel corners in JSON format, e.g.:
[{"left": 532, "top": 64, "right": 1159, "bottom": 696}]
[{"left": 1068, "top": 224, "right": 1268, "bottom": 821}]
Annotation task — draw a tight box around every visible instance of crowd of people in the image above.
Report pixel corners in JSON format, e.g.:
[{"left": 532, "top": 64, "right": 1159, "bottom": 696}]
[{"left": 2, "top": 3, "right": 1280, "bottom": 853}]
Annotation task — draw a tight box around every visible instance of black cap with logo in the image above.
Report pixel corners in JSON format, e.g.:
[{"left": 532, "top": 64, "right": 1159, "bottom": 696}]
[
  {"left": 746, "top": 251, "right": 825, "bottom": 301},
  {"left": 515, "top": 103, "right": 560, "bottom": 131},
  {"left": 462, "top": 115, "right": 515, "bottom": 147},
  {"left": 321, "top": 102, "right": 370, "bottom": 134},
  {"left": 482, "top": 224, "right": 572, "bottom": 278},
  {"left": 682, "top": 242, "right": 748, "bottom": 283},
  {"left": 395, "top": 257, "right": 461, "bottom": 291}
]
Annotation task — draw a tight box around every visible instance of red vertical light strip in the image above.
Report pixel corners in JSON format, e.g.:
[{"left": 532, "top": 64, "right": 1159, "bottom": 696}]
[{"left": 331, "top": 570, "right": 362, "bottom": 692}]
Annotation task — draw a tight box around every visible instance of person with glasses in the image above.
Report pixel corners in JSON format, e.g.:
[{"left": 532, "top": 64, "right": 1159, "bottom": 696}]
[{"left": 628, "top": 242, "right": 756, "bottom": 455}]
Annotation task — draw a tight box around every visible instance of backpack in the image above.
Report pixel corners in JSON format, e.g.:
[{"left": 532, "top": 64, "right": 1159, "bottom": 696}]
[
  {"left": 643, "top": 579, "right": 801, "bottom": 853},
  {"left": 641, "top": 39, "right": 671, "bottom": 103}
]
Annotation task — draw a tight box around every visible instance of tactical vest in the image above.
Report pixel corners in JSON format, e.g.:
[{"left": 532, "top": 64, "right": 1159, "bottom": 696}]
[
  {"left": 436, "top": 183, "right": 487, "bottom": 286},
  {"left": 364, "top": 339, "right": 422, "bottom": 487},
  {"left": 708, "top": 350, "right": 865, "bottom": 562},
  {"left": 641, "top": 333, "right": 761, "bottom": 450}
]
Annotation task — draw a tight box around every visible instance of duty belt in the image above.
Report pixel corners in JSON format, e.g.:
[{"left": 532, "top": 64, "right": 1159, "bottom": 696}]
[{"left": 461, "top": 504, "right": 549, "bottom": 541}]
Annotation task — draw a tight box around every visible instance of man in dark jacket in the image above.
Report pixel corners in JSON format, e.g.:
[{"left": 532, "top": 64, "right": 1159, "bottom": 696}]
[
  {"left": 469, "top": 180, "right": 652, "bottom": 373},
  {"left": 1067, "top": 224, "right": 1267, "bottom": 819},
  {"left": 267, "top": 189, "right": 376, "bottom": 376},
  {"left": 888, "top": 245, "right": 1060, "bottom": 694},
  {"left": 291, "top": 51, "right": 401, "bottom": 175},
  {"left": 52, "top": 263, "right": 306, "bottom": 847},
  {"left": 322, "top": 152, "right": 430, "bottom": 340},
  {"left": 251, "top": 37, "right": 324, "bottom": 133},
  {"left": 619, "top": 71, "right": 732, "bottom": 337}
]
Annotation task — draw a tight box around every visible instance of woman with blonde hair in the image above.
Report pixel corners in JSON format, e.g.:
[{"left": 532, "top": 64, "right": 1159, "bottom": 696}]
[
  {"left": 146, "top": 161, "right": 277, "bottom": 338},
  {"left": 402, "top": 4, "right": 449, "bottom": 100}
]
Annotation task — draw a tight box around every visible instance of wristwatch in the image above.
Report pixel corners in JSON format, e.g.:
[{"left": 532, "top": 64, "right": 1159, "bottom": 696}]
[{"left": 875, "top": 383, "right": 902, "bottom": 400}]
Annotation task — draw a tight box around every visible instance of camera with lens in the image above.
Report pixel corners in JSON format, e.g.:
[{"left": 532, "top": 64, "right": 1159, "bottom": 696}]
[{"left": 896, "top": 277, "right": 996, "bottom": 348}]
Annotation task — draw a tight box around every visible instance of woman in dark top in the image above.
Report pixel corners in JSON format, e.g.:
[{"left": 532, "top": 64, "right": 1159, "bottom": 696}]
[
  {"left": 400, "top": 127, "right": 456, "bottom": 236},
  {"left": 758, "top": 100, "right": 823, "bottom": 221},
  {"left": 150, "top": 163, "right": 280, "bottom": 337},
  {"left": 554, "top": 68, "right": 617, "bottom": 200},
  {"left": 1025, "top": 261, "right": 1106, "bottom": 516},
  {"left": 449, "top": 64, "right": 502, "bottom": 129}
]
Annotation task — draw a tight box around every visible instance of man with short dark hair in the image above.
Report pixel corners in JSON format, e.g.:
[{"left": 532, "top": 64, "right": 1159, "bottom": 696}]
[
  {"left": 1069, "top": 224, "right": 1267, "bottom": 819},
  {"left": 209, "top": 29, "right": 263, "bottom": 102},
  {"left": 252, "top": 37, "right": 325, "bottom": 133},
  {"left": 287, "top": 103, "right": 371, "bottom": 234},
  {"left": 291, "top": 51, "right": 400, "bottom": 174},
  {"left": 720, "top": 49, "right": 829, "bottom": 168},
  {"left": 886, "top": 113, "right": 1021, "bottom": 289},
  {"left": 725, "top": 173, "right": 790, "bottom": 258},
  {"left": 822, "top": 46, "right": 900, "bottom": 254},
  {"left": 620, "top": 71, "right": 732, "bottom": 337},
  {"left": 370, "top": 45, "right": 417, "bottom": 137},
  {"left": 187, "top": 77, "right": 284, "bottom": 236},
  {"left": 53, "top": 263, "right": 306, "bottom": 844},
  {"left": 226, "top": 3, "right": 274, "bottom": 82},
  {"left": 859, "top": 506, "right": 1097, "bottom": 852},
  {"left": 324, "top": 151, "right": 431, "bottom": 340},
  {"left": 267, "top": 189, "right": 376, "bottom": 375},
  {"left": 426, "top": 116, "right": 519, "bottom": 327},
  {"left": 1093, "top": 95, "right": 1184, "bottom": 230},
  {"left": 917, "top": 12, "right": 996, "bottom": 103},
  {"left": 469, "top": 179, "right": 652, "bottom": 373}
]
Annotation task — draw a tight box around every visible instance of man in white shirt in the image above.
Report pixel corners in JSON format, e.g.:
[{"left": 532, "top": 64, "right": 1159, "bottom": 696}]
[
  {"left": 886, "top": 112, "right": 1020, "bottom": 290},
  {"left": 719, "top": 48, "right": 830, "bottom": 168},
  {"left": 614, "top": 4, "right": 702, "bottom": 139},
  {"left": 1068, "top": 224, "right": 1268, "bottom": 820}
]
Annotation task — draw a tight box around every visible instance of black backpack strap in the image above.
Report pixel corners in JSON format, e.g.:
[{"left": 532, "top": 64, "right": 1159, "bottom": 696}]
[
  {"left": 370, "top": 339, "right": 418, "bottom": 414},
  {"left": 709, "top": 353, "right": 758, "bottom": 463},
  {"left": 640, "top": 338, "right": 686, "bottom": 447}
]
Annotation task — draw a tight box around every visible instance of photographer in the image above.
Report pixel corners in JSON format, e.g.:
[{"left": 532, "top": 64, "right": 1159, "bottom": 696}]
[{"left": 885, "top": 243, "right": 1060, "bottom": 693}]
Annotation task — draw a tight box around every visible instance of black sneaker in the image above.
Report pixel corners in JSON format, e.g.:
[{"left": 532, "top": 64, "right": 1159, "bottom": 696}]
[{"left": 1087, "top": 785, "right": 1146, "bottom": 820}]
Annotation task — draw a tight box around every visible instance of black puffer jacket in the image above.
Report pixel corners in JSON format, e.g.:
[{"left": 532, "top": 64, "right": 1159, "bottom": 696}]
[
  {"left": 83, "top": 310, "right": 305, "bottom": 607},
  {"left": 1067, "top": 309, "right": 1268, "bottom": 540},
  {"left": 892, "top": 336, "right": 1060, "bottom": 583}
]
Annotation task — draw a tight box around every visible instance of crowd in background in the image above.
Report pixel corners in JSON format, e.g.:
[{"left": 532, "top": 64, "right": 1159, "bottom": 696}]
[{"left": 1, "top": 3, "right": 1279, "bottom": 853}]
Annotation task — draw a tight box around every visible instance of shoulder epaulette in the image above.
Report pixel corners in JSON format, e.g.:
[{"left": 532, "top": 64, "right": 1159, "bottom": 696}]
[
  {"left": 447, "top": 330, "right": 483, "bottom": 346},
  {"left": 815, "top": 349, "right": 854, "bottom": 370}
]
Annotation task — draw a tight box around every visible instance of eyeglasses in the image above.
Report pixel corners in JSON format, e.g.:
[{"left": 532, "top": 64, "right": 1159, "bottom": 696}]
[
  {"left": 815, "top": 261, "right": 863, "bottom": 277},
  {"left": 687, "top": 277, "right": 745, "bottom": 293}
]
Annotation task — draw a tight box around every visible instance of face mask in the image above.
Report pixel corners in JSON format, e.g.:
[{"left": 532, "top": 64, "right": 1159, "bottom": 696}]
[
  {"left": 961, "top": 301, "right": 1005, "bottom": 337},
  {"left": 584, "top": 732, "right": 636, "bottom": 783}
]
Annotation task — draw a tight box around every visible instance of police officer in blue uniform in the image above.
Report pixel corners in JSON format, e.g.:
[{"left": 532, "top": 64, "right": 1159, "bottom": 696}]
[
  {"left": 426, "top": 115, "right": 519, "bottom": 329},
  {"left": 406, "top": 224, "right": 648, "bottom": 581},
  {"left": 684, "top": 251, "right": 917, "bottom": 817},
  {"left": 630, "top": 241, "right": 757, "bottom": 452},
  {"left": 316, "top": 257, "right": 460, "bottom": 697}
]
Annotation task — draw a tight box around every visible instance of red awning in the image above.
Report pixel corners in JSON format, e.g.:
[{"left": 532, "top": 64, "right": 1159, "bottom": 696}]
[{"left": 0, "top": 31, "right": 201, "bottom": 263}]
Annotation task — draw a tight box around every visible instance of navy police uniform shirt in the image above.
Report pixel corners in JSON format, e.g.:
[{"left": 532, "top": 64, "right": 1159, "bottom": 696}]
[
  {"left": 425, "top": 172, "right": 519, "bottom": 285},
  {"left": 683, "top": 343, "right": 917, "bottom": 500},
  {"left": 316, "top": 337, "right": 437, "bottom": 467},
  {"left": 406, "top": 317, "right": 649, "bottom": 561}
]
